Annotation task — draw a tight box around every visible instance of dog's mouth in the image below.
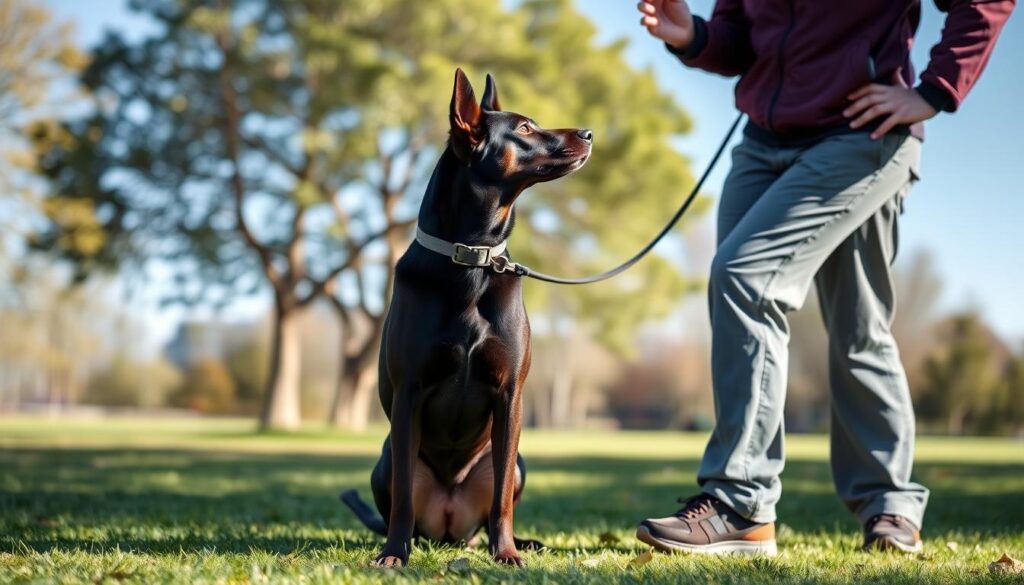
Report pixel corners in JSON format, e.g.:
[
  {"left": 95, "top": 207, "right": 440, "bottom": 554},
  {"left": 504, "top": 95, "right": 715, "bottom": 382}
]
[
  {"left": 540, "top": 151, "right": 590, "bottom": 175},
  {"left": 566, "top": 153, "right": 590, "bottom": 171}
]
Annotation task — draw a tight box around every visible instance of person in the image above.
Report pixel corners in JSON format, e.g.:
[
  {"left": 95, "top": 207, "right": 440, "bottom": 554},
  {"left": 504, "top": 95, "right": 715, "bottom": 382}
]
[{"left": 634, "top": 0, "right": 1014, "bottom": 555}]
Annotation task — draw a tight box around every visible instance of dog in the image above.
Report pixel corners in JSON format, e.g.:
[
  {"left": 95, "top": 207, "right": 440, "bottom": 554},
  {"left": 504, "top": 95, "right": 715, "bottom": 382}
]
[{"left": 340, "top": 68, "right": 592, "bottom": 567}]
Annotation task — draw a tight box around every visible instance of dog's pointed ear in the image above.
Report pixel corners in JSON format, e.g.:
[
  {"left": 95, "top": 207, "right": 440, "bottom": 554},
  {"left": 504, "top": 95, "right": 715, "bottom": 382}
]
[
  {"left": 450, "top": 68, "right": 482, "bottom": 159},
  {"left": 481, "top": 73, "right": 501, "bottom": 112}
]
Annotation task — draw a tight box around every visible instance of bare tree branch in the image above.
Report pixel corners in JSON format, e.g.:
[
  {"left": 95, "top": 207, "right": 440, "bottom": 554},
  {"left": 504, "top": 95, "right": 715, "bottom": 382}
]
[
  {"left": 242, "top": 133, "right": 304, "bottom": 178},
  {"left": 215, "top": 24, "right": 281, "bottom": 289},
  {"left": 297, "top": 218, "right": 415, "bottom": 307}
]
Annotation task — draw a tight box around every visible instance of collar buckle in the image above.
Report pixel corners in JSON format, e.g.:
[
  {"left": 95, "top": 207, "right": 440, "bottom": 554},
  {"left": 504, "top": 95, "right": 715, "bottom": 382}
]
[{"left": 452, "top": 243, "right": 493, "bottom": 266}]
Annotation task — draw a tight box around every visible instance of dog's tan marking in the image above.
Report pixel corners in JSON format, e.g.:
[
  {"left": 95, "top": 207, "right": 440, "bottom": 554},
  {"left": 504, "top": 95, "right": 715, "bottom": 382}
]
[{"left": 501, "top": 144, "right": 516, "bottom": 175}]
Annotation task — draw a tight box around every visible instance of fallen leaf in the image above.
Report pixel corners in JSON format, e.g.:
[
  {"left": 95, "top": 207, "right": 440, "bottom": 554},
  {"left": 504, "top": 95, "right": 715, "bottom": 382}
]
[
  {"left": 580, "top": 558, "right": 601, "bottom": 568},
  {"left": 627, "top": 550, "right": 654, "bottom": 570},
  {"left": 989, "top": 553, "right": 1024, "bottom": 575},
  {"left": 946, "top": 541, "right": 959, "bottom": 552},
  {"left": 447, "top": 557, "right": 471, "bottom": 574},
  {"left": 598, "top": 532, "right": 620, "bottom": 544}
]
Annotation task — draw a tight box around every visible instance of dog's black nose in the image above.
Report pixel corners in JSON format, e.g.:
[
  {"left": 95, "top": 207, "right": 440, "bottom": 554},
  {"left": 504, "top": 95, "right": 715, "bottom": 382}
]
[{"left": 577, "top": 128, "right": 593, "bottom": 142}]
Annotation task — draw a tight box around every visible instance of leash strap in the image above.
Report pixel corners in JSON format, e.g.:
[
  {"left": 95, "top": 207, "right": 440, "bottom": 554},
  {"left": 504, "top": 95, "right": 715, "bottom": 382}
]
[
  {"left": 517, "top": 112, "right": 744, "bottom": 284},
  {"left": 415, "top": 113, "right": 744, "bottom": 284}
]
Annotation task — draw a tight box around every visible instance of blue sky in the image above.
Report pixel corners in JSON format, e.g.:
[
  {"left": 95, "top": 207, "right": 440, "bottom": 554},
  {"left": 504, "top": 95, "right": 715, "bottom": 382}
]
[{"left": 44, "top": 0, "right": 1024, "bottom": 344}]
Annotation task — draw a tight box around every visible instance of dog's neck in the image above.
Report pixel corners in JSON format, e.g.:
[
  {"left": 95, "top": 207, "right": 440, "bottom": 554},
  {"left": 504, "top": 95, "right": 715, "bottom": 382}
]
[{"left": 417, "top": 146, "right": 521, "bottom": 247}]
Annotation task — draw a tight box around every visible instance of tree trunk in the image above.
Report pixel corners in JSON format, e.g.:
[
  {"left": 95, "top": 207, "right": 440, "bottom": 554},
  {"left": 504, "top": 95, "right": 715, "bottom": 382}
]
[
  {"left": 329, "top": 357, "right": 379, "bottom": 430},
  {"left": 259, "top": 304, "right": 303, "bottom": 431},
  {"left": 328, "top": 358, "right": 355, "bottom": 428},
  {"left": 550, "top": 359, "right": 573, "bottom": 429},
  {"left": 947, "top": 404, "right": 967, "bottom": 436}
]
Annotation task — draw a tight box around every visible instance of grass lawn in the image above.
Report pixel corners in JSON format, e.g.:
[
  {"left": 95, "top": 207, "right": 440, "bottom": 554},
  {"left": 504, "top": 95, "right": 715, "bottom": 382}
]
[{"left": 1, "top": 416, "right": 1023, "bottom": 584}]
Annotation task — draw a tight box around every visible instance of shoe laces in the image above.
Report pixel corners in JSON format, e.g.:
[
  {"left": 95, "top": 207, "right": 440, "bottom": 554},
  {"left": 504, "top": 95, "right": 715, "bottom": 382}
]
[
  {"left": 867, "top": 514, "right": 904, "bottom": 529},
  {"left": 674, "top": 494, "right": 716, "bottom": 520}
]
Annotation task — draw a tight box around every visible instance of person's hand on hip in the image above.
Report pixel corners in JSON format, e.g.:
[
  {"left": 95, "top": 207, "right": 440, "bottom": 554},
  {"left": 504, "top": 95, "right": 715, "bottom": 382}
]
[
  {"left": 637, "top": 0, "right": 695, "bottom": 49},
  {"left": 845, "top": 69, "right": 938, "bottom": 139}
]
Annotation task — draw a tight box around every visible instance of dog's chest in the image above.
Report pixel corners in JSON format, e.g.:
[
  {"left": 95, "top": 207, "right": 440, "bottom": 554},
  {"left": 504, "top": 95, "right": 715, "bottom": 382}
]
[{"left": 419, "top": 330, "right": 513, "bottom": 443}]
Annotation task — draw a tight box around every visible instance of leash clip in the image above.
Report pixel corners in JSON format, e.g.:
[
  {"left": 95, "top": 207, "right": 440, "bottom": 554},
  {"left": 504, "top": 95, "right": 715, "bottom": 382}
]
[
  {"left": 490, "top": 255, "right": 513, "bottom": 273},
  {"left": 452, "top": 243, "right": 493, "bottom": 266},
  {"left": 490, "top": 255, "right": 525, "bottom": 276}
]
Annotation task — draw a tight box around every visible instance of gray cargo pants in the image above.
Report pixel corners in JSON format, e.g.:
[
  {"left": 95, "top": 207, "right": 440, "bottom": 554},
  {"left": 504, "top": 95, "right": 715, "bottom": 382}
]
[{"left": 698, "top": 130, "right": 929, "bottom": 528}]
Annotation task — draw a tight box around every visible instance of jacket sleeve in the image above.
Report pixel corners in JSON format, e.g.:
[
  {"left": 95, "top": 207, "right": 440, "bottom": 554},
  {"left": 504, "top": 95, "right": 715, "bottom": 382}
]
[
  {"left": 664, "top": 0, "right": 755, "bottom": 77},
  {"left": 917, "top": 0, "right": 1015, "bottom": 112}
]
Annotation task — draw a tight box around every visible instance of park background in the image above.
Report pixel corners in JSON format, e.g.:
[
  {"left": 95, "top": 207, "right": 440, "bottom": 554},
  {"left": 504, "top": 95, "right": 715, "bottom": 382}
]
[
  {"left": 2, "top": 1, "right": 1023, "bottom": 583},
  {"left": 1, "top": 0, "right": 1021, "bottom": 435}
]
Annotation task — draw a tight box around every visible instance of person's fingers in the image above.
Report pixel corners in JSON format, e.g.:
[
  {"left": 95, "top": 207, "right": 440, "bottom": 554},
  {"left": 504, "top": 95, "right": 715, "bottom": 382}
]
[
  {"left": 638, "top": 1, "right": 656, "bottom": 15},
  {"left": 871, "top": 112, "right": 903, "bottom": 140},
  {"left": 848, "top": 83, "right": 885, "bottom": 101},
  {"left": 849, "top": 103, "right": 892, "bottom": 128},
  {"left": 641, "top": 15, "right": 659, "bottom": 28},
  {"left": 843, "top": 93, "right": 884, "bottom": 118}
]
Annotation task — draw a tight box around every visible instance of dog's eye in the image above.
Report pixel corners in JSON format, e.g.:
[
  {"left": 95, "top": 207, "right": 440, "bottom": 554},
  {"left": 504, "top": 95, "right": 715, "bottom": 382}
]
[{"left": 516, "top": 122, "right": 532, "bottom": 136}]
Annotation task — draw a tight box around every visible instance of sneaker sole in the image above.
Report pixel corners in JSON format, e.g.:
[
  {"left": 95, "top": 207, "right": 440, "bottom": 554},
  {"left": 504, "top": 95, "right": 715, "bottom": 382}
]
[
  {"left": 636, "top": 525, "right": 778, "bottom": 556},
  {"left": 867, "top": 536, "right": 923, "bottom": 554}
]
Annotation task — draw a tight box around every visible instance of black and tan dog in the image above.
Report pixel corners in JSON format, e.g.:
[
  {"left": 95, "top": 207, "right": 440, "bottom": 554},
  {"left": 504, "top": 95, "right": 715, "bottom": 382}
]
[{"left": 340, "top": 69, "right": 592, "bottom": 567}]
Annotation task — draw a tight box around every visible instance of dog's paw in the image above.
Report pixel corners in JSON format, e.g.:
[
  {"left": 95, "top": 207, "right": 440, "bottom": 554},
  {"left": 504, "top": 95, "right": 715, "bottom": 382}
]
[
  {"left": 371, "top": 554, "right": 407, "bottom": 568},
  {"left": 492, "top": 550, "right": 525, "bottom": 568}
]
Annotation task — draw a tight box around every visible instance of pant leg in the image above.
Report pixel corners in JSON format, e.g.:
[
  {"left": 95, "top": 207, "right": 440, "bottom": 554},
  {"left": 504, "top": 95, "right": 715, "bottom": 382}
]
[
  {"left": 699, "top": 132, "right": 921, "bottom": 524},
  {"left": 715, "top": 139, "right": 789, "bottom": 246},
  {"left": 814, "top": 167, "right": 929, "bottom": 529}
]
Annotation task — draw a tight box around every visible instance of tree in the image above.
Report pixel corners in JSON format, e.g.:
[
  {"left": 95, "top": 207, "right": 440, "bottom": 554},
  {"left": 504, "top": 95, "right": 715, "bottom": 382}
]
[
  {"left": 983, "top": 345, "right": 1024, "bottom": 436},
  {"left": 918, "top": 314, "right": 1005, "bottom": 434},
  {"left": 0, "top": 0, "right": 87, "bottom": 297},
  {"left": 0, "top": 259, "right": 121, "bottom": 409},
  {"left": 84, "top": 353, "right": 182, "bottom": 408},
  {"left": 34, "top": 0, "right": 701, "bottom": 431},
  {"left": 0, "top": 0, "right": 84, "bottom": 205},
  {"left": 170, "top": 358, "right": 237, "bottom": 414}
]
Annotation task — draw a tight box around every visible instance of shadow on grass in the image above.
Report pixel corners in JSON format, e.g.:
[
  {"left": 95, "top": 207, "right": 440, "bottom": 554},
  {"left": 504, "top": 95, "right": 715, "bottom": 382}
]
[{"left": 2, "top": 446, "right": 1023, "bottom": 556}]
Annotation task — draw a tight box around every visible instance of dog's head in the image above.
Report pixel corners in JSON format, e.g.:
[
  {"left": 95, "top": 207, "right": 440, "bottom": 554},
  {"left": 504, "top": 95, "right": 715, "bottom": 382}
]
[{"left": 448, "top": 68, "right": 592, "bottom": 192}]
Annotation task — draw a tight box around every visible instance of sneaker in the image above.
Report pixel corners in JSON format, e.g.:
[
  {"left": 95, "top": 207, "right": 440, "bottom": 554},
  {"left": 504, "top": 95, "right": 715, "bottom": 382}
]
[
  {"left": 636, "top": 494, "right": 778, "bottom": 556},
  {"left": 863, "top": 514, "right": 922, "bottom": 553}
]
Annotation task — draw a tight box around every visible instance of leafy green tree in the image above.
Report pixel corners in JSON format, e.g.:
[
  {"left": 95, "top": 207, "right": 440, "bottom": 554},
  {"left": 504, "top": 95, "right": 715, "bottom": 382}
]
[
  {"left": 84, "top": 354, "right": 182, "bottom": 408},
  {"left": 918, "top": 314, "right": 1002, "bottom": 435},
  {"left": 34, "top": 0, "right": 701, "bottom": 430},
  {"left": 985, "top": 347, "right": 1024, "bottom": 436},
  {"left": 0, "top": 0, "right": 87, "bottom": 268}
]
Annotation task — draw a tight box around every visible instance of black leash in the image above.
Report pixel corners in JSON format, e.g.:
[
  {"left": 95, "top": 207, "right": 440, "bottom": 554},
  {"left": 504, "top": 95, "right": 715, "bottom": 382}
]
[{"left": 509, "top": 113, "right": 744, "bottom": 285}]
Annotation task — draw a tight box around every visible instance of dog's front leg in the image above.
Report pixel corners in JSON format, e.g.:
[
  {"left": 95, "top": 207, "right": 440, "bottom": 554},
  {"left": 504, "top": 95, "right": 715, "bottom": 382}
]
[
  {"left": 373, "top": 386, "right": 419, "bottom": 567},
  {"left": 489, "top": 384, "right": 524, "bottom": 567}
]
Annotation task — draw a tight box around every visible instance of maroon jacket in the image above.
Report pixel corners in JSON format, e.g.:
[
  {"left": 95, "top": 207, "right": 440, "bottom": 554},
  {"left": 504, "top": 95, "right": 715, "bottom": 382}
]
[{"left": 671, "top": 0, "right": 1015, "bottom": 139}]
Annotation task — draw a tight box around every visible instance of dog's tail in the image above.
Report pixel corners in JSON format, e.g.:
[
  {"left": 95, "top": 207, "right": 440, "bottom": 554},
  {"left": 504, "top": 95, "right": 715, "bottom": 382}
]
[{"left": 339, "top": 489, "right": 387, "bottom": 536}]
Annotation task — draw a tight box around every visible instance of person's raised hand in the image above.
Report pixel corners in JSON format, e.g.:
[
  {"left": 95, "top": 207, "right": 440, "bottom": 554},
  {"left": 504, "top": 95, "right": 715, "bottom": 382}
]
[
  {"left": 637, "top": 0, "right": 695, "bottom": 49},
  {"left": 844, "top": 69, "right": 938, "bottom": 140}
]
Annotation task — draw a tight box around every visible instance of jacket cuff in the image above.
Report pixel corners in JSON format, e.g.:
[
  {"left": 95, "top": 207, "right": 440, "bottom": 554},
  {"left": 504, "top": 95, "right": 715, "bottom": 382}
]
[
  {"left": 664, "top": 16, "right": 708, "bottom": 61},
  {"left": 915, "top": 81, "right": 956, "bottom": 113}
]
